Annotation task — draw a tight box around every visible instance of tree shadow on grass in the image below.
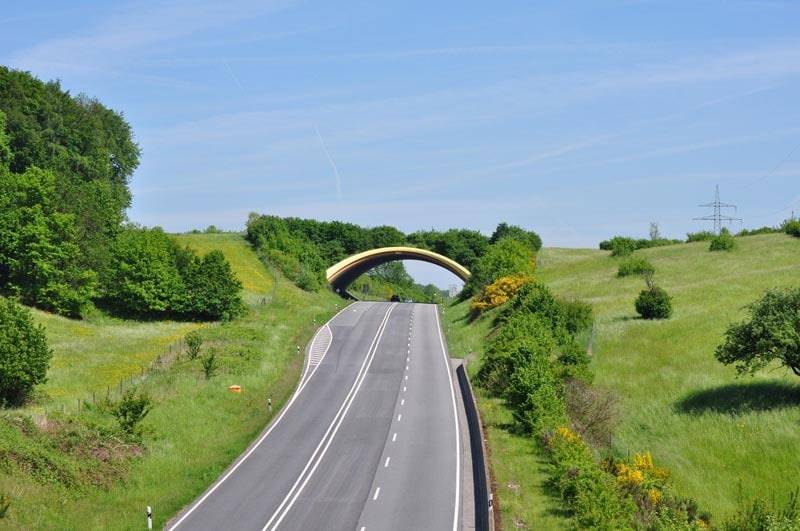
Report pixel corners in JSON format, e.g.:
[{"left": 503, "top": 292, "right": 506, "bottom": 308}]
[{"left": 676, "top": 381, "right": 800, "bottom": 415}]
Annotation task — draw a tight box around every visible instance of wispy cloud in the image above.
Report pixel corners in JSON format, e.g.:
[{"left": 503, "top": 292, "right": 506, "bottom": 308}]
[{"left": 6, "top": 0, "right": 294, "bottom": 75}]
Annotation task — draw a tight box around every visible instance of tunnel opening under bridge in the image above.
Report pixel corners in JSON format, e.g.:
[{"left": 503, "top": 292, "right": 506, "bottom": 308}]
[{"left": 325, "top": 246, "right": 471, "bottom": 299}]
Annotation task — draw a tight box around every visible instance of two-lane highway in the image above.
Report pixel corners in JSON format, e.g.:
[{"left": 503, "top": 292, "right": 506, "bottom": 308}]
[{"left": 168, "top": 301, "right": 461, "bottom": 531}]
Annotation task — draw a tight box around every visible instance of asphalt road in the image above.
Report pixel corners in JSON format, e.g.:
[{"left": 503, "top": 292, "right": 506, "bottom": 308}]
[{"left": 168, "top": 301, "right": 461, "bottom": 531}]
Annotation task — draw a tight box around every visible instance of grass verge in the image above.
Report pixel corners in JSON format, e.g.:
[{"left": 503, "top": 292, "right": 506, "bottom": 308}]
[
  {"left": 0, "top": 235, "right": 341, "bottom": 529},
  {"left": 441, "top": 302, "right": 571, "bottom": 529}
]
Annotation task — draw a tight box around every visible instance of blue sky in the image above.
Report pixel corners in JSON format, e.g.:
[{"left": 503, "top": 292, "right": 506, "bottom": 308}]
[{"left": 2, "top": 1, "right": 800, "bottom": 286}]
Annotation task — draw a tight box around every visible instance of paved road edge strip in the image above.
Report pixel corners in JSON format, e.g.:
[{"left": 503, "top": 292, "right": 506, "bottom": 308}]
[
  {"left": 167, "top": 302, "right": 355, "bottom": 530},
  {"left": 434, "top": 305, "right": 461, "bottom": 531}
]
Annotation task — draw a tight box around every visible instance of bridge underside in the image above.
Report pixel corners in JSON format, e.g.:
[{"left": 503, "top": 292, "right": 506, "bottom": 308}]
[{"left": 325, "top": 247, "right": 471, "bottom": 296}]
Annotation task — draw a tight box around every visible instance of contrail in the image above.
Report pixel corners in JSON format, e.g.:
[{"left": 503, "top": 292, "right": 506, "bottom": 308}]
[
  {"left": 315, "top": 126, "right": 343, "bottom": 200},
  {"left": 223, "top": 59, "right": 244, "bottom": 92}
]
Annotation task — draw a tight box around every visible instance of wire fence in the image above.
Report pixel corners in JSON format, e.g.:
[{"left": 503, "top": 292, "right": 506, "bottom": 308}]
[{"left": 50, "top": 332, "right": 211, "bottom": 416}]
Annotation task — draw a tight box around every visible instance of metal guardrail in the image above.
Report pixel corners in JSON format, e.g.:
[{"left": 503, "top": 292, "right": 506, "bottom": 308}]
[{"left": 456, "top": 363, "right": 491, "bottom": 531}]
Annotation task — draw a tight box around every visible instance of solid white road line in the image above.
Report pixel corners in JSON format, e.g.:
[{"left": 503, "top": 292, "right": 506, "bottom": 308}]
[
  {"left": 263, "top": 304, "right": 397, "bottom": 531},
  {"left": 434, "top": 305, "right": 461, "bottom": 531},
  {"left": 167, "top": 302, "right": 354, "bottom": 531}
]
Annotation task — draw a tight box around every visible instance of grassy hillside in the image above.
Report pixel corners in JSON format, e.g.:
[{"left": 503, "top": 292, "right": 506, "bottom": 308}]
[
  {"left": 173, "top": 233, "right": 274, "bottom": 297},
  {"left": 1, "top": 234, "right": 341, "bottom": 529},
  {"left": 535, "top": 233, "right": 799, "bottom": 519},
  {"left": 443, "top": 232, "right": 800, "bottom": 527},
  {"left": 25, "top": 233, "right": 272, "bottom": 411}
]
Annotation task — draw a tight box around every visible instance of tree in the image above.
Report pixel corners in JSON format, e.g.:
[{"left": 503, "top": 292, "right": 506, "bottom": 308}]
[
  {"left": 0, "top": 67, "right": 140, "bottom": 274},
  {"left": 0, "top": 110, "right": 11, "bottom": 169},
  {"left": 0, "top": 297, "right": 52, "bottom": 404},
  {"left": 463, "top": 238, "right": 535, "bottom": 296},
  {"left": 180, "top": 250, "right": 245, "bottom": 321},
  {"left": 185, "top": 331, "right": 203, "bottom": 360},
  {"left": 649, "top": 222, "right": 661, "bottom": 241},
  {"left": 0, "top": 167, "right": 96, "bottom": 317},
  {"left": 716, "top": 288, "right": 800, "bottom": 377},
  {"left": 202, "top": 351, "right": 218, "bottom": 379},
  {"left": 490, "top": 222, "right": 543, "bottom": 252},
  {"left": 102, "top": 226, "right": 185, "bottom": 315}
]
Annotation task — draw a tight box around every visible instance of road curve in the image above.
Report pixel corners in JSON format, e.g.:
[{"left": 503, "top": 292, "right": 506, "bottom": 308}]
[{"left": 168, "top": 301, "right": 461, "bottom": 531}]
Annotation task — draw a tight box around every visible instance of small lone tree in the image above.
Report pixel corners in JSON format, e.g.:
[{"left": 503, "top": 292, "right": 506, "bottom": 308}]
[
  {"left": 0, "top": 298, "right": 53, "bottom": 405},
  {"left": 201, "top": 351, "right": 218, "bottom": 379},
  {"left": 716, "top": 288, "right": 800, "bottom": 377},
  {"left": 112, "top": 388, "right": 152, "bottom": 436},
  {"left": 635, "top": 273, "right": 672, "bottom": 320},
  {"left": 185, "top": 331, "right": 203, "bottom": 360}
]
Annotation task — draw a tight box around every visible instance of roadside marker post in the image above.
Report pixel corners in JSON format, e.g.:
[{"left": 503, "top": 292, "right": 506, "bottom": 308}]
[{"left": 146, "top": 506, "right": 153, "bottom": 529}]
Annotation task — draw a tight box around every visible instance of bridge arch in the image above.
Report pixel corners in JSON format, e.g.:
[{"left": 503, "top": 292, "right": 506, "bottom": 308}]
[{"left": 326, "top": 246, "right": 471, "bottom": 295}]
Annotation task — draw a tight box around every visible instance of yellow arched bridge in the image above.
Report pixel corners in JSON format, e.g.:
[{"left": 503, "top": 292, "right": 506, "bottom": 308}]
[{"left": 326, "top": 246, "right": 471, "bottom": 296}]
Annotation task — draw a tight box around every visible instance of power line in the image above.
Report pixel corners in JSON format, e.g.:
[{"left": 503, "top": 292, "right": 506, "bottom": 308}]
[{"left": 693, "top": 185, "right": 742, "bottom": 234}]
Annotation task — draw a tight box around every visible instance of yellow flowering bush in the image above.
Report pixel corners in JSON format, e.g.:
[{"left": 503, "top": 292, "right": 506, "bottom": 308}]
[
  {"left": 470, "top": 274, "right": 533, "bottom": 313},
  {"left": 612, "top": 452, "right": 670, "bottom": 499}
]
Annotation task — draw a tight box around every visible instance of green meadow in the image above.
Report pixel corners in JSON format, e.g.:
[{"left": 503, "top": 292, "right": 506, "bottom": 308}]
[{"left": 445, "top": 232, "right": 800, "bottom": 527}]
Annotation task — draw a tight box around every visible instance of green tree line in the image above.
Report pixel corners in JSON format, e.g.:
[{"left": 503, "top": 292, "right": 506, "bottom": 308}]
[
  {"left": 0, "top": 68, "right": 242, "bottom": 321},
  {"left": 245, "top": 213, "right": 542, "bottom": 296}
]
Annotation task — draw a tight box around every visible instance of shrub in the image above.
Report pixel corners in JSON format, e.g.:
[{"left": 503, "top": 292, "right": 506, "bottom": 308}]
[
  {"left": 608, "top": 237, "right": 637, "bottom": 257},
  {"left": 635, "top": 286, "right": 673, "bottom": 319},
  {"left": 560, "top": 299, "right": 594, "bottom": 335},
  {"left": 715, "top": 288, "right": 800, "bottom": 377},
  {"left": 470, "top": 274, "right": 532, "bottom": 314},
  {"left": 185, "top": 331, "right": 203, "bottom": 360},
  {"left": 505, "top": 357, "right": 566, "bottom": 435},
  {"left": 104, "top": 227, "right": 243, "bottom": 320},
  {"left": 545, "top": 427, "right": 636, "bottom": 529},
  {"left": 564, "top": 379, "right": 618, "bottom": 449},
  {"left": 112, "top": 388, "right": 152, "bottom": 437},
  {"left": 617, "top": 256, "right": 655, "bottom": 278},
  {"left": 709, "top": 228, "right": 736, "bottom": 251},
  {"left": 478, "top": 313, "right": 558, "bottom": 396},
  {"left": 722, "top": 490, "right": 800, "bottom": 531},
  {"left": 686, "top": 230, "right": 715, "bottom": 242},
  {"left": 0, "top": 298, "right": 52, "bottom": 405},
  {"left": 202, "top": 351, "right": 218, "bottom": 379},
  {"left": 784, "top": 219, "right": 800, "bottom": 238},
  {"left": 0, "top": 490, "right": 8, "bottom": 518},
  {"left": 737, "top": 226, "right": 781, "bottom": 237},
  {"left": 463, "top": 238, "right": 536, "bottom": 296},
  {"left": 556, "top": 341, "right": 593, "bottom": 384}
]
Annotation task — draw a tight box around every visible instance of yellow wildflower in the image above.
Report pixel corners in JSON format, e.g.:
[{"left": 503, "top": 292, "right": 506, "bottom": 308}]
[
  {"left": 633, "top": 451, "right": 654, "bottom": 471},
  {"left": 646, "top": 488, "right": 662, "bottom": 505}
]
